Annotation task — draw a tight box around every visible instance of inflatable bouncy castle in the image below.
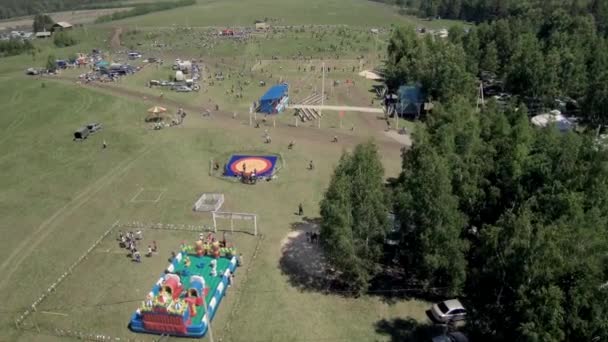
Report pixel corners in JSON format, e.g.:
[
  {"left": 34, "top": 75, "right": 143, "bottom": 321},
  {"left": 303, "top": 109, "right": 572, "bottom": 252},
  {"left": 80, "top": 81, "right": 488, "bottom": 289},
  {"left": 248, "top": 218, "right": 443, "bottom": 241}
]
[{"left": 129, "top": 236, "right": 238, "bottom": 337}]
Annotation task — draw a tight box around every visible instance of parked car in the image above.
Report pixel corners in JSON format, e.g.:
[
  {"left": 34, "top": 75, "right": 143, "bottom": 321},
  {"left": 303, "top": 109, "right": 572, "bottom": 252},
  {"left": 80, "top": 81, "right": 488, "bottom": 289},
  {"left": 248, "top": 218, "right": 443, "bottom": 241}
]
[
  {"left": 86, "top": 123, "right": 103, "bottom": 133},
  {"left": 430, "top": 299, "right": 467, "bottom": 323},
  {"left": 174, "top": 85, "right": 192, "bottom": 92},
  {"left": 432, "top": 332, "right": 469, "bottom": 342},
  {"left": 128, "top": 52, "right": 142, "bottom": 59}
]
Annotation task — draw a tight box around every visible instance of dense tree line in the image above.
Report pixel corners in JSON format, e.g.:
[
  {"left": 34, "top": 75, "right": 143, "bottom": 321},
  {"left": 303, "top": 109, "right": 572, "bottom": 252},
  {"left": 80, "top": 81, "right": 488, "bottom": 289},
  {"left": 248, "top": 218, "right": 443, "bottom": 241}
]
[
  {"left": 0, "top": 0, "right": 121, "bottom": 20},
  {"left": 319, "top": 141, "right": 390, "bottom": 294},
  {"left": 320, "top": 102, "right": 608, "bottom": 341},
  {"left": 385, "top": 26, "right": 475, "bottom": 103},
  {"left": 0, "top": 38, "right": 33, "bottom": 57},
  {"left": 396, "top": 99, "right": 608, "bottom": 341},
  {"left": 385, "top": 10, "right": 608, "bottom": 127},
  {"left": 383, "top": 0, "right": 608, "bottom": 35},
  {"left": 320, "top": 3, "right": 608, "bottom": 341}
]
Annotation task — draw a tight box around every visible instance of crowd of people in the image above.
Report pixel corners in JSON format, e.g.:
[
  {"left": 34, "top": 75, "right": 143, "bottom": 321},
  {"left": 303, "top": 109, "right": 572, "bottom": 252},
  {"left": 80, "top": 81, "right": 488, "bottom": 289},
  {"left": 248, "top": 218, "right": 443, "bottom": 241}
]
[{"left": 118, "top": 230, "right": 158, "bottom": 263}]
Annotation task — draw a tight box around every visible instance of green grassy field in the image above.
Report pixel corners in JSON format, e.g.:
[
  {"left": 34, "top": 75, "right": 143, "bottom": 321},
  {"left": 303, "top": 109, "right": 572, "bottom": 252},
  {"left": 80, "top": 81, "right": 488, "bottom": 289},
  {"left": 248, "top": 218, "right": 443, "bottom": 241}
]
[
  {"left": 106, "top": 0, "right": 463, "bottom": 28},
  {"left": 0, "top": 0, "right": 439, "bottom": 340}
]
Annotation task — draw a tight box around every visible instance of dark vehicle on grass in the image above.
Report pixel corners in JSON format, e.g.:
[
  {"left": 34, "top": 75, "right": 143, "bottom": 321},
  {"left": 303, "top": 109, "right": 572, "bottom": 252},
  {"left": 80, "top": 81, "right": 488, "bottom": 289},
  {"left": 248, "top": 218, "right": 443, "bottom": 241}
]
[
  {"left": 86, "top": 123, "right": 102, "bottom": 133},
  {"left": 432, "top": 332, "right": 469, "bottom": 342}
]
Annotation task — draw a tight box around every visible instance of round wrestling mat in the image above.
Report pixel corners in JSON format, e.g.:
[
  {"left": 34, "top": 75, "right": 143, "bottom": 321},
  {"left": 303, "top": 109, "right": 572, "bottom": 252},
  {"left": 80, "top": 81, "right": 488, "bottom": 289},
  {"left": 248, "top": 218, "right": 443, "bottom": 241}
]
[{"left": 229, "top": 156, "right": 273, "bottom": 175}]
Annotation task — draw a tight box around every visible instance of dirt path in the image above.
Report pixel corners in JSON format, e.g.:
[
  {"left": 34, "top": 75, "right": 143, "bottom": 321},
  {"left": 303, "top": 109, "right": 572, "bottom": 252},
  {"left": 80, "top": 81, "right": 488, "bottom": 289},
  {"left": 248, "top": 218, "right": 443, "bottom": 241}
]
[
  {"left": 110, "top": 27, "right": 123, "bottom": 50},
  {"left": 54, "top": 77, "right": 407, "bottom": 153},
  {"left": 289, "top": 104, "right": 384, "bottom": 113}
]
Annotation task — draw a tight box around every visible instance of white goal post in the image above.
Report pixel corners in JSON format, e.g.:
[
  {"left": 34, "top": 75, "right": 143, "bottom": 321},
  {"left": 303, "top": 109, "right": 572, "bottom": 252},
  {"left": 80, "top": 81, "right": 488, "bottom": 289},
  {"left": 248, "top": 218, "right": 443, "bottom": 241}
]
[
  {"left": 212, "top": 211, "right": 258, "bottom": 236},
  {"left": 193, "top": 193, "right": 225, "bottom": 212}
]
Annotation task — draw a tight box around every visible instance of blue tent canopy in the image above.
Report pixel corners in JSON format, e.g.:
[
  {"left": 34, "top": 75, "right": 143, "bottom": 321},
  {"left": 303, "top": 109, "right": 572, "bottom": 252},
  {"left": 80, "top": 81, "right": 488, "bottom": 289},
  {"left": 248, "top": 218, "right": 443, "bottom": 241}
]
[
  {"left": 396, "top": 84, "right": 424, "bottom": 116},
  {"left": 259, "top": 84, "right": 288, "bottom": 114}
]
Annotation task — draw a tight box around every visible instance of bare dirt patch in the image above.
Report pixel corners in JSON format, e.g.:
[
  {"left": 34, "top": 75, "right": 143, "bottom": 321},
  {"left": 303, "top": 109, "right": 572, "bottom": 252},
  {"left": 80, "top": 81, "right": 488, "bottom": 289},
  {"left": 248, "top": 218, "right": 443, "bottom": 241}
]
[
  {"left": 110, "top": 27, "right": 123, "bottom": 50},
  {"left": 384, "top": 130, "right": 412, "bottom": 146}
]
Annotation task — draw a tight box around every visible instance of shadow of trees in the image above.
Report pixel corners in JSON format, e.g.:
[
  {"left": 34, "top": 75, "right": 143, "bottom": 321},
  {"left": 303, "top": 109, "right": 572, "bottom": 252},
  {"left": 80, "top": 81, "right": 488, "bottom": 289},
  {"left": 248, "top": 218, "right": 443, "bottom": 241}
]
[
  {"left": 369, "top": 269, "right": 448, "bottom": 305},
  {"left": 375, "top": 317, "right": 444, "bottom": 342},
  {"left": 278, "top": 217, "right": 347, "bottom": 294},
  {"left": 279, "top": 217, "right": 449, "bottom": 302}
]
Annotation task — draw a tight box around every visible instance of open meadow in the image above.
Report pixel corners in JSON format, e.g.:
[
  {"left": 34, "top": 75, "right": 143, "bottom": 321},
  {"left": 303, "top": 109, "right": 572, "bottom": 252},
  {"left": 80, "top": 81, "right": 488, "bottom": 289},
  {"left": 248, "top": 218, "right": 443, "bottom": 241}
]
[
  {"left": 0, "top": 0, "right": 448, "bottom": 341},
  {"left": 0, "top": 9, "right": 132, "bottom": 31},
  {"left": 104, "top": 0, "right": 463, "bottom": 28}
]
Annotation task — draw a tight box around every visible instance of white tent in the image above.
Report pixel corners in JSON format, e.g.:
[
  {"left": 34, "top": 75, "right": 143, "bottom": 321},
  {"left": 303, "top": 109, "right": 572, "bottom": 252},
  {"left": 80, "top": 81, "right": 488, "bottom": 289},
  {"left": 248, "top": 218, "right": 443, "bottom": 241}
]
[
  {"left": 358, "top": 70, "right": 382, "bottom": 80},
  {"left": 531, "top": 110, "right": 574, "bottom": 132}
]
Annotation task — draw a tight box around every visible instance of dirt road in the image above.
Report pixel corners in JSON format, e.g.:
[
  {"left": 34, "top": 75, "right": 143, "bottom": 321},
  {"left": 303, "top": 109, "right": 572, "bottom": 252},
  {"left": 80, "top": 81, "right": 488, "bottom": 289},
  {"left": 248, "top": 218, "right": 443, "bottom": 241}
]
[
  {"left": 56, "top": 77, "right": 408, "bottom": 154},
  {"left": 110, "top": 27, "right": 123, "bottom": 50}
]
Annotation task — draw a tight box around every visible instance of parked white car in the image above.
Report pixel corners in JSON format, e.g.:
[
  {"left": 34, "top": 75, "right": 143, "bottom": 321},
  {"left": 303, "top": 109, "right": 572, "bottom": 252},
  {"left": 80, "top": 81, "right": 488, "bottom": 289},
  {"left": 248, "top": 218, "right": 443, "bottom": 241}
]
[{"left": 430, "top": 299, "right": 467, "bottom": 323}]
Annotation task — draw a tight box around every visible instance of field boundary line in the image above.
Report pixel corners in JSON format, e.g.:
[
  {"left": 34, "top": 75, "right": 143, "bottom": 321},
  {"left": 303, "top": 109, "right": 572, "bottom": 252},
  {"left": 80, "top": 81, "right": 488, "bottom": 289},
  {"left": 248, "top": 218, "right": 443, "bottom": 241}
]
[
  {"left": 0, "top": 146, "right": 152, "bottom": 291},
  {"left": 118, "top": 221, "right": 216, "bottom": 232},
  {"left": 15, "top": 221, "right": 119, "bottom": 328},
  {"left": 129, "top": 187, "right": 145, "bottom": 202},
  {"left": 221, "top": 234, "right": 265, "bottom": 339}
]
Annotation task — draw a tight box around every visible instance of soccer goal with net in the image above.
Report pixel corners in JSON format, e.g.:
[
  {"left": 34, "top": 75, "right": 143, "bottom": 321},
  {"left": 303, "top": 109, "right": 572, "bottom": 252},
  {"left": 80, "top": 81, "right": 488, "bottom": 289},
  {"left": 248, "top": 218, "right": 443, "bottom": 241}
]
[
  {"left": 193, "top": 193, "right": 225, "bottom": 212},
  {"left": 212, "top": 211, "right": 258, "bottom": 236}
]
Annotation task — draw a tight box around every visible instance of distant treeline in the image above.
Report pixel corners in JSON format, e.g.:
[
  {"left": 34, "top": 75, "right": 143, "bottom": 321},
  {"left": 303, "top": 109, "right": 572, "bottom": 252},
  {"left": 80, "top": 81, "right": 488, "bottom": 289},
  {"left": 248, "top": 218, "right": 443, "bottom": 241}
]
[
  {"left": 95, "top": 0, "right": 196, "bottom": 23},
  {"left": 0, "top": 0, "right": 126, "bottom": 20},
  {"left": 380, "top": 0, "right": 608, "bottom": 34}
]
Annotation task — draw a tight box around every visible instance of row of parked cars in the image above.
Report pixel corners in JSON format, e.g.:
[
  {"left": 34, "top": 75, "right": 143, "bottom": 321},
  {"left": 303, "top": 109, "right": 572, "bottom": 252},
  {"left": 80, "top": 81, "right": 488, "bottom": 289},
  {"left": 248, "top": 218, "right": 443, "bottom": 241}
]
[{"left": 149, "top": 80, "right": 201, "bottom": 92}]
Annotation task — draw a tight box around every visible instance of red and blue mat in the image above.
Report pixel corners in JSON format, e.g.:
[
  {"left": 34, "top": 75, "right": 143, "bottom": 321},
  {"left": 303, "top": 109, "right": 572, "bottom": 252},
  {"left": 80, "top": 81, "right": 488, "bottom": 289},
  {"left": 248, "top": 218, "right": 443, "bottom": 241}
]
[{"left": 224, "top": 155, "right": 278, "bottom": 177}]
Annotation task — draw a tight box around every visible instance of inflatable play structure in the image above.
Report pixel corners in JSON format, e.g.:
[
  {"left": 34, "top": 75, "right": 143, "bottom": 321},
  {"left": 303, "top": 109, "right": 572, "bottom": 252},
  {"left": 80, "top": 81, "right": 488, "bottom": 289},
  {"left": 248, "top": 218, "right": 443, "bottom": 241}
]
[{"left": 129, "top": 234, "right": 238, "bottom": 337}]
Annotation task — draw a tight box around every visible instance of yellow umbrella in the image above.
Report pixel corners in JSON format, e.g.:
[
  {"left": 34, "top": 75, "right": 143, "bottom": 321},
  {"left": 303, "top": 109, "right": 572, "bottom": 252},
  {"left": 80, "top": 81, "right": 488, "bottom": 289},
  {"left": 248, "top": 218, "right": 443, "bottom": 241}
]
[{"left": 147, "top": 106, "right": 167, "bottom": 114}]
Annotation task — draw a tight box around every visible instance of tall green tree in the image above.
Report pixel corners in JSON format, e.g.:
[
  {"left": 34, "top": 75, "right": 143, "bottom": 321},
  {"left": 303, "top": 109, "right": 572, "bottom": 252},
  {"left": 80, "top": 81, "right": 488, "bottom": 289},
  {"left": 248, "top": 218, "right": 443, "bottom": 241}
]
[
  {"left": 506, "top": 33, "right": 545, "bottom": 98},
  {"left": 480, "top": 41, "right": 499, "bottom": 73},
  {"left": 492, "top": 19, "right": 513, "bottom": 72},
  {"left": 46, "top": 53, "right": 56, "bottom": 71},
  {"left": 584, "top": 37, "right": 608, "bottom": 126},
  {"left": 320, "top": 141, "right": 389, "bottom": 294},
  {"left": 33, "top": 14, "right": 54, "bottom": 33},
  {"left": 396, "top": 133, "right": 468, "bottom": 295}
]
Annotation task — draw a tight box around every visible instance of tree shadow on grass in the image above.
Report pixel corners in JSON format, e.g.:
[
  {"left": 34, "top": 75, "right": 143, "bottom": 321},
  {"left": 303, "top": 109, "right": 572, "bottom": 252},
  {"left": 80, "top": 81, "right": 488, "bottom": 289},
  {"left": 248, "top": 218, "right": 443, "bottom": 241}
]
[
  {"left": 369, "top": 269, "right": 447, "bottom": 305},
  {"left": 375, "top": 317, "right": 444, "bottom": 342},
  {"left": 278, "top": 217, "right": 347, "bottom": 294}
]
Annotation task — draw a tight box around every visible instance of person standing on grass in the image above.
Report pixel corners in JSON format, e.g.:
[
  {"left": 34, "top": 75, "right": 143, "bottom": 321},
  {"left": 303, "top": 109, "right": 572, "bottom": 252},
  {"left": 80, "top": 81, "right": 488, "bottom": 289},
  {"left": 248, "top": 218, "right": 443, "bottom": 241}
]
[
  {"left": 103, "top": 139, "right": 107, "bottom": 149},
  {"left": 298, "top": 203, "right": 303, "bottom": 216},
  {"left": 152, "top": 240, "right": 158, "bottom": 253}
]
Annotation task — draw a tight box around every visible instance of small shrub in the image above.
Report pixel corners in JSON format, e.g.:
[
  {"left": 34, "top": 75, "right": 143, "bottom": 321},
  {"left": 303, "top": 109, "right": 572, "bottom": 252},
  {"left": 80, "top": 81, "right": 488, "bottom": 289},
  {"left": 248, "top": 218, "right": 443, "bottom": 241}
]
[{"left": 53, "top": 32, "right": 77, "bottom": 48}]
